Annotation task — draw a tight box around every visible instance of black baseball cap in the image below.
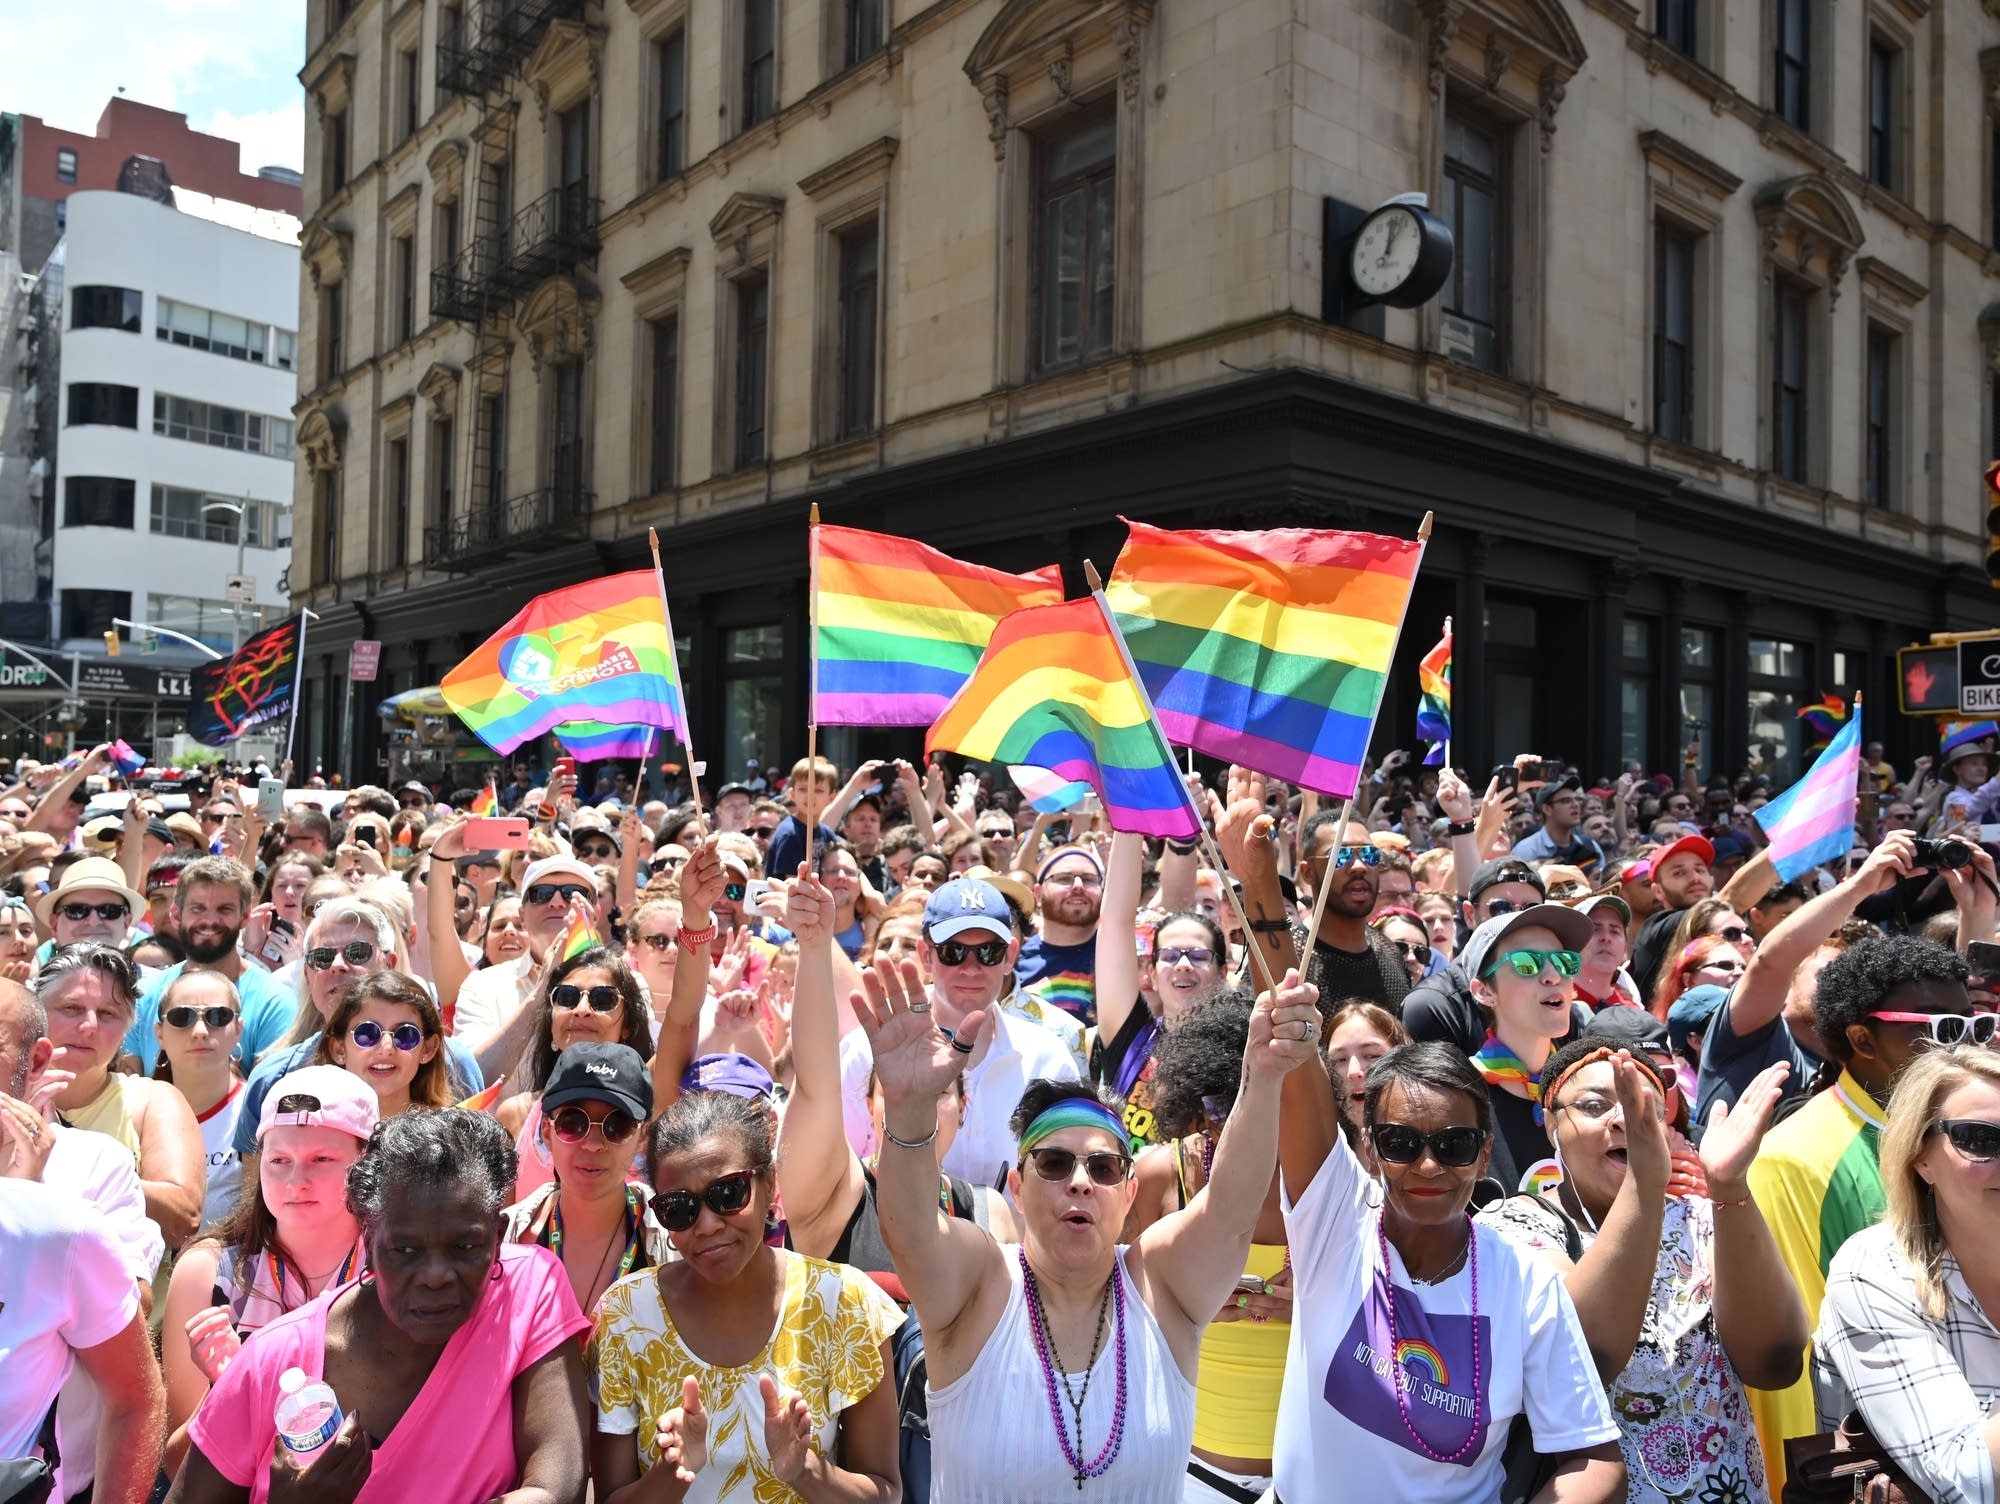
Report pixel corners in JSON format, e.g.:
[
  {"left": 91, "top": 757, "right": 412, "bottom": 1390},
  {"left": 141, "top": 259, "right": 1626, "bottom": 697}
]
[
  {"left": 542, "top": 1042, "right": 653, "bottom": 1122},
  {"left": 1468, "top": 857, "right": 1546, "bottom": 902}
]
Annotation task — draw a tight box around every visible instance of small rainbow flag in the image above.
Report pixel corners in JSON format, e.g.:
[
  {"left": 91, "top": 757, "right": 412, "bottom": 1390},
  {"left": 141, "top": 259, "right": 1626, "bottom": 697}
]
[
  {"left": 441, "top": 572, "right": 687, "bottom": 757},
  {"left": 1796, "top": 693, "right": 1849, "bottom": 755},
  {"left": 1106, "top": 519, "right": 1424, "bottom": 799},
  {"left": 1416, "top": 625, "right": 1452, "bottom": 766},
  {"left": 1941, "top": 719, "right": 1998, "bottom": 757},
  {"left": 457, "top": 1076, "right": 505, "bottom": 1113},
  {"left": 813, "top": 523, "right": 1064, "bottom": 728},
  {"left": 467, "top": 782, "right": 499, "bottom": 818},
  {"left": 926, "top": 597, "right": 1200, "bottom": 841},
  {"left": 556, "top": 905, "right": 604, "bottom": 961}
]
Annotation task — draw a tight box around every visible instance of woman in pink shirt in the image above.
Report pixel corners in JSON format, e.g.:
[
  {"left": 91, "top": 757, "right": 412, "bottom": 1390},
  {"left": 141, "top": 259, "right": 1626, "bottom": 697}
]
[{"left": 163, "top": 1107, "right": 591, "bottom": 1504}]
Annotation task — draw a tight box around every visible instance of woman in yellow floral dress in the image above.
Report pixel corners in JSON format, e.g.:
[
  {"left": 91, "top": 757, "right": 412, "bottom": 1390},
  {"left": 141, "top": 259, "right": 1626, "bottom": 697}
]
[{"left": 588, "top": 1088, "right": 904, "bottom": 1502}]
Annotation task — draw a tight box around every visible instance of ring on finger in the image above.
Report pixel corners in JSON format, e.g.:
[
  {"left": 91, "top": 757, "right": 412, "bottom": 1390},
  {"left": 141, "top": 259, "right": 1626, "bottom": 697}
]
[{"left": 910, "top": 1002, "right": 932, "bottom": 1014}]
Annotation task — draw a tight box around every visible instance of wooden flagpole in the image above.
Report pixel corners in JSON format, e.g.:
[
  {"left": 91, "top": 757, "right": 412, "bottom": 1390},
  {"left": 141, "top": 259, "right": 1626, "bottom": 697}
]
[
  {"left": 806, "top": 503, "right": 823, "bottom": 860},
  {"left": 647, "top": 527, "right": 707, "bottom": 836}
]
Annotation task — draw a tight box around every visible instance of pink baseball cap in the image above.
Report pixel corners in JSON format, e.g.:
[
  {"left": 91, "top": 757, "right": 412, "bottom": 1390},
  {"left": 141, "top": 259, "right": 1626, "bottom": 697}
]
[{"left": 257, "top": 1064, "right": 381, "bottom": 1144}]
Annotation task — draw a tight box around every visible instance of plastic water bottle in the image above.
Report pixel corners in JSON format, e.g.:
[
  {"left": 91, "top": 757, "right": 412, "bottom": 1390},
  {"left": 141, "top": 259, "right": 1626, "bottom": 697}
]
[{"left": 274, "top": 1367, "right": 342, "bottom": 1458}]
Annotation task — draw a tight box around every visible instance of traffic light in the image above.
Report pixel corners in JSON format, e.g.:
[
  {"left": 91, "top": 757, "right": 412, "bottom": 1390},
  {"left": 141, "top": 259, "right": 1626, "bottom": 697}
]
[
  {"left": 103, "top": 629, "right": 119, "bottom": 658},
  {"left": 1986, "top": 461, "right": 2000, "bottom": 589}
]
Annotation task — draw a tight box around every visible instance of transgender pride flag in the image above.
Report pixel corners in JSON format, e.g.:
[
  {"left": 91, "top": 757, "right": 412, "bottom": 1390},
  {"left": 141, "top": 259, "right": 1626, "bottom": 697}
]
[{"left": 1755, "top": 704, "right": 1862, "bottom": 881}]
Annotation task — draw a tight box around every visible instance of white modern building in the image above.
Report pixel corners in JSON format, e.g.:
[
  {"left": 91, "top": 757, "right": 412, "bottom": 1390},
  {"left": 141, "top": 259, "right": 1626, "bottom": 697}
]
[{"left": 49, "top": 186, "right": 298, "bottom": 660}]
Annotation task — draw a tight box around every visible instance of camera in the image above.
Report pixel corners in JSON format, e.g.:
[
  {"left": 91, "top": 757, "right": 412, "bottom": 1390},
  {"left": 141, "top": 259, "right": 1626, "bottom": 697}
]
[{"left": 1910, "top": 837, "right": 1974, "bottom": 870}]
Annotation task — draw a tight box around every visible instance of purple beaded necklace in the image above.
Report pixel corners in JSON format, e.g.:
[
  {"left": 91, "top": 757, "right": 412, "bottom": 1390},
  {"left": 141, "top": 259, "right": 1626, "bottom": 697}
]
[
  {"left": 1377, "top": 1215, "right": 1483, "bottom": 1465},
  {"left": 1019, "top": 1247, "right": 1129, "bottom": 1489}
]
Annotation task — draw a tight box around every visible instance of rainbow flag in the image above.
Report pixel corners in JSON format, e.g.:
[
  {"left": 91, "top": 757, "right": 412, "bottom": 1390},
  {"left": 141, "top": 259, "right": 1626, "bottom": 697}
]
[
  {"left": 1106, "top": 519, "right": 1423, "bottom": 799},
  {"left": 556, "top": 905, "right": 604, "bottom": 960},
  {"left": 1941, "top": 719, "right": 1998, "bottom": 757},
  {"left": 457, "top": 1076, "right": 505, "bottom": 1112},
  {"left": 557, "top": 722, "right": 657, "bottom": 763},
  {"left": 1796, "top": 693, "right": 1849, "bottom": 755},
  {"left": 467, "top": 782, "right": 499, "bottom": 818},
  {"left": 1416, "top": 626, "right": 1452, "bottom": 766},
  {"left": 441, "top": 572, "right": 687, "bottom": 757},
  {"left": 926, "top": 597, "right": 1200, "bottom": 841},
  {"left": 1755, "top": 704, "right": 1861, "bottom": 881},
  {"left": 813, "top": 524, "right": 1064, "bottom": 727}
]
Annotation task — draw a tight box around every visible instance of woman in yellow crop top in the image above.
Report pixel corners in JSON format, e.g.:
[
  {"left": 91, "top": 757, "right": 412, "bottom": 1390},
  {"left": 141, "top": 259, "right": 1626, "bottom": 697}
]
[{"left": 1124, "top": 991, "right": 1290, "bottom": 1502}]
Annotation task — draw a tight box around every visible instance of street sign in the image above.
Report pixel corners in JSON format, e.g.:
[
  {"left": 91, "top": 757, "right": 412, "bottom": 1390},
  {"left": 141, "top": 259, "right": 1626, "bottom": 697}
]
[
  {"left": 1898, "top": 644, "right": 1959, "bottom": 715},
  {"left": 225, "top": 574, "right": 255, "bottom": 604},
  {"left": 0, "top": 651, "right": 49, "bottom": 689},
  {"left": 1960, "top": 639, "right": 2000, "bottom": 714},
  {"left": 349, "top": 640, "right": 382, "bottom": 682}
]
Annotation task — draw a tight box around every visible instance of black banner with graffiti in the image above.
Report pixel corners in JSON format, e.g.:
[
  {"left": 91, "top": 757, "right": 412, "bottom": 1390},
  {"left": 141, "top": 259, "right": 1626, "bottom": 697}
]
[{"left": 185, "top": 617, "right": 302, "bottom": 746}]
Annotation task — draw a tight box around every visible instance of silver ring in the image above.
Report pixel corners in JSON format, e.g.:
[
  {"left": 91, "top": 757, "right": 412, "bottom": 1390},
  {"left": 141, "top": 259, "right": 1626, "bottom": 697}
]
[
  {"left": 28, "top": 1124, "right": 42, "bottom": 1141},
  {"left": 910, "top": 1002, "right": 931, "bottom": 1014}
]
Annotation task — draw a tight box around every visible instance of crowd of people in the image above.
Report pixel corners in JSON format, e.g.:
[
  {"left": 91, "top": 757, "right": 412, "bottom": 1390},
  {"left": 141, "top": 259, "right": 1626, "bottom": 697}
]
[{"left": 0, "top": 729, "right": 1997, "bottom": 1504}]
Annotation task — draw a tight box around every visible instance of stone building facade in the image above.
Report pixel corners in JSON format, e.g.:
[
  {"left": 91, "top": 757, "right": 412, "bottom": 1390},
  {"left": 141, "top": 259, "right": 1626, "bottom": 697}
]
[{"left": 289, "top": 0, "right": 2000, "bottom": 786}]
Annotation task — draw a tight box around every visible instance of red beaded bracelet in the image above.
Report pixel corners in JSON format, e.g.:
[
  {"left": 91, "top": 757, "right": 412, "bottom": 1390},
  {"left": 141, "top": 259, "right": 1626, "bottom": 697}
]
[{"left": 676, "top": 921, "right": 718, "bottom": 950}]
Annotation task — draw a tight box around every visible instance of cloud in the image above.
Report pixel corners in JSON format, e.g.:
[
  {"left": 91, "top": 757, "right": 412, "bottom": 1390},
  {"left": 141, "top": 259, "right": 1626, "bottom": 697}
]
[{"left": 196, "top": 105, "right": 306, "bottom": 174}]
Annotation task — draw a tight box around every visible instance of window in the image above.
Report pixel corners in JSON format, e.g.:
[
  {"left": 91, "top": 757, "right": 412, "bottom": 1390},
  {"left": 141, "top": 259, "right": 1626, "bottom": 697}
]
[
  {"left": 433, "top": 197, "right": 461, "bottom": 304},
  {"left": 558, "top": 103, "right": 591, "bottom": 238},
  {"left": 55, "top": 148, "right": 77, "bottom": 183},
  {"left": 1653, "top": 225, "right": 1695, "bottom": 443},
  {"left": 1866, "top": 324, "right": 1897, "bottom": 509},
  {"left": 326, "top": 110, "right": 349, "bottom": 193},
  {"left": 1774, "top": 0, "right": 1811, "bottom": 131},
  {"left": 845, "top": 0, "right": 884, "bottom": 66},
  {"left": 1992, "top": 117, "right": 2000, "bottom": 245},
  {"left": 1440, "top": 107, "right": 1506, "bottom": 374},
  {"left": 835, "top": 222, "right": 879, "bottom": 440},
  {"left": 63, "top": 477, "right": 135, "bottom": 530},
  {"left": 1033, "top": 109, "right": 1117, "bottom": 373},
  {"left": 312, "top": 469, "right": 341, "bottom": 587},
  {"left": 437, "top": 4, "right": 463, "bottom": 107},
  {"left": 1680, "top": 625, "right": 1717, "bottom": 781},
  {"left": 647, "top": 314, "right": 678, "bottom": 494},
  {"left": 152, "top": 394, "right": 295, "bottom": 458},
  {"left": 60, "top": 589, "right": 129, "bottom": 640},
  {"left": 147, "top": 594, "right": 244, "bottom": 652},
  {"left": 156, "top": 297, "right": 284, "bottom": 364},
  {"left": 480, "top": 391, "right": 507, "bottom": 514},
  {"left": 322, "top": 282, "right": 345, "bottom": 384},
  {"left": 1657, "top": 0, "right": 1696, "bottom": 58},
  {"left": 386, "top": 437, "right": 411, "bottom": 568},
  {"left": 273, "top": 329, "right": 297, "bottom": 371},
  {"left": 1868, "top": 40, "right": 1898, "bottom": 191},
  {"left": 1747, "top": 637, "right": 1806, "bottom": 784},
  {"left": 733, "top": 272, "right": 770, "bottom": 467},
  {"left": 743, "top": 0, "right": 777, "bottom": 129},
  {"left": 429, "top": 415, "right": 454, "bottom": 540},
  {"left": 551, "top": 362, "right": 586, "bottom": 508},
  {"left": 655, "top": 29, "right": 687, "bottom": 180},
  {"left": 1770, "top": 276, "right": 1809, "bottom": 481},
  {"left": 151, "top": 487, "right": 273, "bottom": 545},
  {"left": 1620, "top": 617, "right": 1656, "bottom": 771},
  {"left": 722, "top": 625, "right": 785, "bottom": 783},
  {"left": 71, "top": 286, "right": 141, "bottom": 333},
  {"left": 394, "top": 234, "right": 417, "bottom": 343},
  {"left": 67, "top": 383, "right": 138, "bottom": 428},
  {"left": 398, "top": 45, "right": 422, "bottom": 143}
]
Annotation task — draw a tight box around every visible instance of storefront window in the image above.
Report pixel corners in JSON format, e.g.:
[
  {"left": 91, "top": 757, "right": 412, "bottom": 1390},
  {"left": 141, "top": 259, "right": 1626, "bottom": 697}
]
[
  {"left": 1679, "top": 626, "right": 1716, "bottom": 780},
  {"left": 1747, "top": 635, "right": 1806, "bottom": 785},
  {"left": 721, "top": 624, "right": 783, "bottom": 780},
  {"left": 1620, "top": 618, "right": 1655, "bottom": 772}
]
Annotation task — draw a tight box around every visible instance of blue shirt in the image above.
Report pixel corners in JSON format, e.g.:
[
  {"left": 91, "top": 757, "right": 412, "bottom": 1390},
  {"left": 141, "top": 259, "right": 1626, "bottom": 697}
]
[
  {"left": 765, "top": 815, "right": 836, "bottom": 887},
  {"left": 123, "top": 961, "right": 300, "bottom": 1074},
  {"left": 231, "top": 1033, "right": 485, "bottom": 1158}
]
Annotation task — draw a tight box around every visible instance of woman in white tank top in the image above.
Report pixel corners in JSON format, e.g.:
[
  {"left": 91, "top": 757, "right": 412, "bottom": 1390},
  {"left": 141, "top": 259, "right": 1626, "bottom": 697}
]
[{"left": 852, "top": 953, "right": 1325, "bottom": 1502}]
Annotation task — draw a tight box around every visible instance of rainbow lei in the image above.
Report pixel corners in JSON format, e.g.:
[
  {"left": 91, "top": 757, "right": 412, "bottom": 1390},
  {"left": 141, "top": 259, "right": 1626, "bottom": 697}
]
[{"left": 1470, "top": 1031, "right": 1543, "bottom": 1124}]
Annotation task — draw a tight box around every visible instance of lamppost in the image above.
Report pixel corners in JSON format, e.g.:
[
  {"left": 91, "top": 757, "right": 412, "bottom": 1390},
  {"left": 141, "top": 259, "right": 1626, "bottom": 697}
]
[{"left": 203, "top": 498, "right": 253, "bottom": 659}]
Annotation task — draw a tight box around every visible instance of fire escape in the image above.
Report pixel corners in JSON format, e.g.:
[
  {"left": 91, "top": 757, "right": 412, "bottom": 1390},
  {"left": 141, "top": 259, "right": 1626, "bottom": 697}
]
[{"left": 426, "top": 0, "right": 599, "bottom": 570}]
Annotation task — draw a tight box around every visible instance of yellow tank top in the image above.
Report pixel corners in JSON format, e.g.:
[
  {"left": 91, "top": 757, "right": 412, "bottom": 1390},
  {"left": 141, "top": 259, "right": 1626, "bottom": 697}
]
[
  {"left": 1193, "top": 1240, "right": 1290, "bottom": 1458},
  {"left": 66, "top": 1072, "right": 144, "bottom": 1169}
]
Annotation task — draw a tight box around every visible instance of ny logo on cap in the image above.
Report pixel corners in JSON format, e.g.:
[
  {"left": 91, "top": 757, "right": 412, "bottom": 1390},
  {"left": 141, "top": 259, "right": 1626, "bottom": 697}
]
[{"left": 958, "top": 889, "right": 987, "bottom": 911}]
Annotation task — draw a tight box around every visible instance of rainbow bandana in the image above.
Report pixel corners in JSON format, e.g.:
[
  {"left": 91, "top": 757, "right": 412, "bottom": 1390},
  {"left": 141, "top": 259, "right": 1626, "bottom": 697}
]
[
  {"left": 1018, "top": 1099, "right": 1128, "bottom": 1155},
  {"left": 1470, "top": 1031, "right": 1544, "bottom": 1124}
]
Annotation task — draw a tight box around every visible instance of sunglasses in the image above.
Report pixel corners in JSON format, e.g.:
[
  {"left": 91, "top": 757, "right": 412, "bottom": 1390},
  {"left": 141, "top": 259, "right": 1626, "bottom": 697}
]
[
  {"left": 1928, "top": 1118, "right": 2000, "bottom": 1162},
  {"left": 575, "top": 843, "right": 616, "bottom": 861},
  {"left": 552, "top": 983, "right": 622, "bottom": 1013},
  {"left": 1368, "top": 1122, "right": 1490, "bottom": 1168},
  {"left": 163, "top": 1005, "right": 238, "bottom": 1030},
  {"left": 1020, "top": 1147, "right": 1133, "bottom": 1186},
  {"left": 1713, "top": 925, "right": 1749, "bottom": 944},
  {"left": 650, "top": 1169, "right": 758, "bottom": 1232},
  {"left": 59, "top": 902, "right": 128, "bottom": 922},
  {"left": 305, "top": 941, "right": 377, "bottom": 972},
  {"left": 750, "top": 828, "right": 775, "bottom": 842},
  {"left": 1485, "top": 948, "right": 1582, "bottom": 979},
  {"left": 547, "top": 1105, "right": 641, "bottom": 1145},
  {"left": 633, "top": 932, "right": 675, "bottom": 952},
  {"left": 934, "top": 937, "right": 1008, "bottom": 968},
  {"left": 525, "top": 883, "right": 593, "bottom": 906},
  {"left": 656, "top": 853, "right": 689, "bottom": 869},
  {"left": 1155, "top": 945, "right": 1215, "bottom": 968},
  {"left": 1696, "top": 955, "right": 1747, "bottom": 974},
  {"left": 1325, "top": 844, "right": 1382, "bottom": 869},
  {"left": 1868, "top": 1011, "right": 2000, "bottom": 1047},
  {"left": 723, "top": 881, "right": 747, "bottom": 903},
  {"left": 347, "top": 1019, "right": 425, "bottom": 1051},
  {"left": 1390, "top": 939, "right": 1432, "bottom": 964},
  {"left": 200, "top": 811, "right": 243, "bottom": 824}
]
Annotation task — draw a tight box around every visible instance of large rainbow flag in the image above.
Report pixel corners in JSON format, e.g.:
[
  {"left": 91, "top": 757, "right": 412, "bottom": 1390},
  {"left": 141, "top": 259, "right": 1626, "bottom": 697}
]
[
  {"left": 557, "top": 722, "right": 658, "bottom": 763},
  {"left": 813, "top": 524, "right": 1064, "bottom": 727},
  {"left": 1105, "top": 519, "right": 1423, "bottom": 798},
  {"left": 926, "top": 597, "right": 1200, "bottom": 840},
  {"left": 442, "top": 573, "right": 686, "bottom": 757}
]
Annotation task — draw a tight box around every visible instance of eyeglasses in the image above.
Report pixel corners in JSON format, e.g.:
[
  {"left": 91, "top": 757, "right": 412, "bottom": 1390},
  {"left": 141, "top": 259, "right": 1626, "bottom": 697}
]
[
  {"left": 1550, "top": 1092, "right": 1620, "bottom": 1121},
  {"left": 1020, "top": 1147, "right": 1133, "bottom": 1186},
  {"left": 525, "top": 883, "right": 592, "bottom": 906},
  {"left": 348, "top": 1019, "right": 425, "bottom": 1051},
  {"left": 163, "top": 1005, "right": 238, "bottom": 1030},
  {"left": 1713, "top": 925, "right": 1749, "bottom": 944},
  {"left": 1390, "top": 939, "right": 1432, "bottom": 964},
  {"left": 633, "top": 932, "right": 675, "bottom": 952},
  {"left": 750, "top": 827, "right": 776, "bottom": 842},
  {"left": 547, "top": 1105, "right": 640, "bottom": 1145},
  {"left": 1927, "top": 1118, "right": 2000, "bottom": 1162},
  {"left": 1868, "top": 1011, "right": 2000, "bottom": 1047},
  {"left": 1043, "top": 872, "right": 1102, "bottom": 890},
  {"left": 1325, "top": 845, "right": 1382, "bottom": 869},
  {"left": 1484, "top": 948, "right": 1582, "bottom": 979},
  {"left": 305, "top": 941, "right": 378, "bottom": 972},
  {"left": 651, "top": 1169, "right": 758, "bottom": 1232},
  {"left": 1155, "top": 945, "right": 1215, "bottom": 968},
  {"left": 655, "top": 853, "right": 689, "bottom": 870},
  {"left": 551, "top": 983, "right": 622, "bottom": 1013},
  {"left": 1368, "top": 1123, "right": 1490, "bottom": 1168},
  {"left": 979, "top": 826, "right": 1013, "bottom": 840},
  {"left": 1695, "top": 955, "right": 1747, "bottom": 975},
  {"left": 575, "top": 843, "right": 616, "bottom": 862},
  {"left": 722, "top": 882, "right": 746, "bottom": 903},
  {"left": 200, "top": 811, "right": 242, "bottom": 825},
  {"left": 933, "top": 937, "right": 1008, "bottom": 968},
  {"left": 58, "top": 902, "right": 128, "bottom": 922}
]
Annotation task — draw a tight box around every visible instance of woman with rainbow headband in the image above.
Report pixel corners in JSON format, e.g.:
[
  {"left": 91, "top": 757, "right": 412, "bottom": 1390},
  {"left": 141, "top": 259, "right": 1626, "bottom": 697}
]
[{"left": 854, "top": 952, "right": 1324, "bottom": 1500}]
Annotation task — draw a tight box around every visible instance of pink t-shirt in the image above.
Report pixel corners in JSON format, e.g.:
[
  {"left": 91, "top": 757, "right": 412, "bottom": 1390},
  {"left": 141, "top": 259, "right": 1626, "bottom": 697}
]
[{"left": 188, "top": 1243, "right": 588, "bottom": 1503}]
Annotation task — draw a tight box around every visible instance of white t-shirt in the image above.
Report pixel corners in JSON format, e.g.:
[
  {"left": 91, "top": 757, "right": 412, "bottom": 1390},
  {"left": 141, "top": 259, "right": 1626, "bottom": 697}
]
[
  {"left": 452, "top": 954, "right": 535, "bottom": 1042},
  {"left": 838, "top": 1027, "right": 878, "bottom": 1162},
  {"left": 195, "top": 1079, "right": 249, "bottom": 1234},
  {"left": 1272, "top": 1132, "right": 1618, "bottom": 1503},
  {"left": 0, "top": 1179, "right": 139, "bottom": 1460},
  {"left": 939, "top": 1006, "right": 1082, "bottom": 1192}
]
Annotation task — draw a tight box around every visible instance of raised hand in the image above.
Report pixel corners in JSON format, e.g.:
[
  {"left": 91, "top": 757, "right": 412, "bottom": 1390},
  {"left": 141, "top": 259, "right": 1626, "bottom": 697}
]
[
  {"left": 852, "top": 957, "right": 984, "bottom": 1121},
  {"left": 1433, "top": 767, "right": 1474, "bottom": 824},
  {"left": 184, "top": 1303, "right": 243, "bottom": 1383},
  {"left": 1611, "top": 1052, "right": 1672, "bottom": 1199},
  {"left": 1209, "top": 764, "right": 1277, "bottom": 887},
  {"left": 1698, "top": 1060, "right": 1790, "bottom": 1202},
  {"left": 781, "top": 863, "right": 835, "bottom": 946},
  {"left": 678, "top": 836, "right": 728, "bottom": 923},
  {"left": 759, "top": 1373, "right": 815, "bottom": 1484},
  {"left": 653, "top": 1374, "right": 708, "bottom": 1484},
  {"left": 1243, "top": 970, "right": 1321, "bottom": 1081}
]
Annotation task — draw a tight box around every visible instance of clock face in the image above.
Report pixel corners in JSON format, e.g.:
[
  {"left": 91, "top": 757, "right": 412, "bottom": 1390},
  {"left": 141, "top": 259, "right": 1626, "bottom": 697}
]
[{"left": 1350, "top": 207, "right": 1424, "bottom": 298}]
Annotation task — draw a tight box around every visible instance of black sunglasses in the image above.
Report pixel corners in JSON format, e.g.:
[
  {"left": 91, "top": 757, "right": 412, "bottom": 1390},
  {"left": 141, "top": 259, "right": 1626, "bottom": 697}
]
[
  {"left": 575, "top": 843, "right": 616, "bottom": 860},
  {"left": 1020, "top": 1147, "right": 1132, "bottom": 1186},
  {"left": 1368, "top": 1123, "right": 1490, "bottom": 1168},
  {"left": 633, "top": 933, "right": 674, "bottom": 952},
  {"left": 525, "top": 883, "right": 593, "bottom": 906},
  {"left": 650, "top": 1169, "right": 758, "bottom": 1232},
  {"left": 1390, "top": 939, "right": 1432, "bottom": 964},
  {"left": 163, "top": 1005, "right": 237, "bottom": 1030},
  {"left": 305, "top": 940, "right": 377, "bottom": 972},
  {"left": 551, "top": 983, "right": 621, "bottom": 1013},
  {"left": 548, "top": 1105, "right": 640, "bottom": 1145},
  {"left": 1929, "top": 1118, "right": 2000, "bottom": 1163},
  {"left": 934, "top": 937, "right": 1008, "bottom": 968},
  {"left": 58, "top": 902, "right": 128, "bottom": 922}
]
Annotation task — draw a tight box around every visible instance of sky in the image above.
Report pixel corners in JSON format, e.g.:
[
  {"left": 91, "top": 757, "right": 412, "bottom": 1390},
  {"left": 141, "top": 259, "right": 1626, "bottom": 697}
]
[{"left": 0, "top": 0, "right": 307, "bottom": 174}]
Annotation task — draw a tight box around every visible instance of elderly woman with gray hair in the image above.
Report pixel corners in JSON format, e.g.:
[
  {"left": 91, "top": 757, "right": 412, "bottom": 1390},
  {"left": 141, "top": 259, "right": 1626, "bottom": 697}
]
[{"left": 166, "top": 1107, "right": 591, "bottom": 1504}]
